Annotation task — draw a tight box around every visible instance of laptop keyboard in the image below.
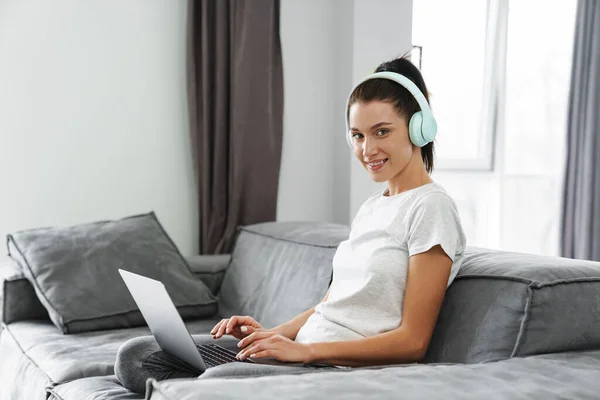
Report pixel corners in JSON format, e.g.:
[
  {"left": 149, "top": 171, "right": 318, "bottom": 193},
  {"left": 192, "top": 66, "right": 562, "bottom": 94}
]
[{"left": 197, "top": 344, "right": 255, "bottom": 368}]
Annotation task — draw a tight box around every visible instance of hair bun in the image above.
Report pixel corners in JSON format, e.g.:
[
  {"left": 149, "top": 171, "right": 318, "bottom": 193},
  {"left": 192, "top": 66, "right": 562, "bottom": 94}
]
[{"left": 375, "top": 56, "right": 414, "bottom": 75}]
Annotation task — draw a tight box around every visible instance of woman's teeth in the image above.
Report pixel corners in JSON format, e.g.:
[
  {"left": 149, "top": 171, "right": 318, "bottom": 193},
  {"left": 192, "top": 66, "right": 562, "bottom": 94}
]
[{"left": 367, "top": 159, "right": 388, "bottom": 171}]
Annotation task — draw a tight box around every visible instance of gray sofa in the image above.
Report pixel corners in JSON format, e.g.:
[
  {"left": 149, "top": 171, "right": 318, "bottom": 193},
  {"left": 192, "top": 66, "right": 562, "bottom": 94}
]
[{"left": 1, "top": 221, "right": 600, "bottom": 399}]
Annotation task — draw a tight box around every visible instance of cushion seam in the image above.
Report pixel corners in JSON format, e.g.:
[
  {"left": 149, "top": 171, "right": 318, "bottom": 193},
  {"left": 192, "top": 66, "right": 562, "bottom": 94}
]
[
  {"left": 534, "top": 277, "right": 600, "bottom": 288},
  {"left": 61, "top": 302, "right": 217, "bottom": 326},
  {"left": 5, "top": 276, "right": 28, "bottom": 283},
  {"left": 189, "top": 264, "right": 230, "bottom": 274},
  {"left": 46, "top": 388, "right": 66, "bottom": 400},
  {"left": 455, "top": 274, "right": 534, "bottom": 284},
  {"left": 239, "top": 226, "right": 345, "bottom": 248},
  {"left": 456, "top": 274, "right": 600, "bottom": 286},
  {"left": 510, "top": 283, "right": 533, "bottom": 357}
]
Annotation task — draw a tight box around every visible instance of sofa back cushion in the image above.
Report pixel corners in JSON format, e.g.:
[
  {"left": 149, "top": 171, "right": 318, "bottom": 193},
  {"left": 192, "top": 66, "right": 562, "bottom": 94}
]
[
  {"left": 218, "top": 221, "right": 600, "bottom": 363},
  {"left": 425, "top": 247, "right": 600, "bottom": 363},
  {"left": 7, "top": 212, "right": 217, "bottom": 333},
  {"left": 0, "top": 254, "right": 225, "bottom": 327},
  {"left": 1, "top": 256, "right": 49, "bottom": 326},
  {"left": 217, "top": 222, "right": 349, "bottom": 329}
]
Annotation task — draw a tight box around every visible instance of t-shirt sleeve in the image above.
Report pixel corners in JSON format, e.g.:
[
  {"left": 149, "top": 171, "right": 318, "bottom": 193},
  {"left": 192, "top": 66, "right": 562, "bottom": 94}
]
[{"left": 405, "top": 192, "right": 465, "bottom": 262}]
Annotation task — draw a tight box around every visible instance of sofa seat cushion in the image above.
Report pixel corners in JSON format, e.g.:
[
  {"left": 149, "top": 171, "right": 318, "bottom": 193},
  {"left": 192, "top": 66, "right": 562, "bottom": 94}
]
[
  {"left": 146, "top": 350, "right": 600, "bottom": 400},
  {"left": 0, "top": 325, "right": 51, "bottom": 400},
  {"left": 48, "top": 376, "right": 143, "bottom": 400},
  {"left": 426, "top": 246, "right": 600, "bottom": 363},
  {"left": 0, "top": 318, "right": 220, "bottom": 398}
]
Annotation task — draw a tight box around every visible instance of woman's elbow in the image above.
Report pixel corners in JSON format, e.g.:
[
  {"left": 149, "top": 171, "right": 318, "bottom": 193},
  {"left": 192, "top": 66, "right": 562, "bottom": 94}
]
[
  {"left": 412, "top": 343, "right": 428, "bottom": 362},
  {"left": 400, "top": 337, "right": 430, "bottom": 363},
  {"left": 386, "top": 328, "right": 431, "bottom": 364}
]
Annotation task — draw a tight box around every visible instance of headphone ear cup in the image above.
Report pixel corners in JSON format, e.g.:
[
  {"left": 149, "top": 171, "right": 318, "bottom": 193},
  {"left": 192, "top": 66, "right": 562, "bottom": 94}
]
[
  {"left": 409, "top": 112, "right": 427, "bottom": 147},
  {"left": 421, "top": 115, "right": 438, "bottom": 143}
]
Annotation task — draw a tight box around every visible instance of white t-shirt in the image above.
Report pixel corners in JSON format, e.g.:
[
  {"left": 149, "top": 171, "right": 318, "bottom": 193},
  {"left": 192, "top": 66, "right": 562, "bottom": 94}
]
[{"left": 295, "top": 181, "right": 467, "bottom": 344}]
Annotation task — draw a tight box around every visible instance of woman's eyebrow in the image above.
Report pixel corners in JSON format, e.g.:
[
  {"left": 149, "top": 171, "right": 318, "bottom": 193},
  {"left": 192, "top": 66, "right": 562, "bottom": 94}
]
[{"left": 350, "top": 121, "right": 392, "bottom": 132}]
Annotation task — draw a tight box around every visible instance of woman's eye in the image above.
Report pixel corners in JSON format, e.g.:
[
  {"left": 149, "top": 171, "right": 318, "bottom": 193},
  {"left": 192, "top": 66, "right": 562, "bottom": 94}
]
[
  {"left": 376, "top": 129, "right": 389, "bottom": 136},
  {"left": 352, "top": 133, "right": 363, "bottom": 139}
]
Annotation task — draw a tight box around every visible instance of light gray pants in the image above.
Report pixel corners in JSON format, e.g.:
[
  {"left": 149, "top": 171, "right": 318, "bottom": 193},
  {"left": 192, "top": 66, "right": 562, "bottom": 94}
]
[{"left": 115, "top": 334, "right": 339, "bottom": 395}]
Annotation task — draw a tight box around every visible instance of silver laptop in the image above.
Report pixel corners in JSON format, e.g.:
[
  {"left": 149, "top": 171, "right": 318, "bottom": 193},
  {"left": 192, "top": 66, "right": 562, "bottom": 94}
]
[
  {"left": 118, "top": 269, "right": 256, "bottom": 371},
  {"left": 118, "top": 269, "right": 341, "bottom": 372}
]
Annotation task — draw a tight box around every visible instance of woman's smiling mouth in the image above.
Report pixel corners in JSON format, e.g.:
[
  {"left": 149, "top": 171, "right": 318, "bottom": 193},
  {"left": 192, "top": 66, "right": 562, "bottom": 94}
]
[{"left": 366, "top": 158, "right": 388, "bottom": 171}]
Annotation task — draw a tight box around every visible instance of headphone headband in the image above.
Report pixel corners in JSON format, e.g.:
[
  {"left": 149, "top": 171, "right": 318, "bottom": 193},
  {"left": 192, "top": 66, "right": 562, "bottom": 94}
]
[{"left": 345, "top": 71, "right": 437, "bottom": 148}]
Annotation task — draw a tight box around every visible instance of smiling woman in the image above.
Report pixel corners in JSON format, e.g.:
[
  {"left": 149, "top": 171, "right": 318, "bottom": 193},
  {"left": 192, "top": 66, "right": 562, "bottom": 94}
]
[
  {"left": 287, "top": 57, "right": 467, "bottom": 364},
  {"left": 348, "top": 57, "right": 436, "bottom": 183},
  {"left": 114, "top": 55, "right": 468, "bottom": 393}
]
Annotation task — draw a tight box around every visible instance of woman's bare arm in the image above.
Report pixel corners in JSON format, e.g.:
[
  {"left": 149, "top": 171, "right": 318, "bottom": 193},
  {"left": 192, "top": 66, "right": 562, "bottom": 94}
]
[
  {"left": 270, "top": 288, "right": 330, "bottom": 340},
  {"left": 307, "top": 245, "right": 452, "bottom": 366}
]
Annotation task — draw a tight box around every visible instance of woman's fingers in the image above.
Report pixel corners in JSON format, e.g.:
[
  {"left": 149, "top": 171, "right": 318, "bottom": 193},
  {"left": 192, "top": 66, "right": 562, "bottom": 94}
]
[
  {"left": 237, "top": 337, "right": 279, "bottom": 361},
  {"left": 226, "top": 316, "right": 240, "bottom": 334},
  {"left": 237, "top": 342, "right": 263, "bottom": 360},
  {"left": 237, "top": 331, "right": 275, "bottom": 348},
  {"left": 215, "top": 319, "right": 230, "bottom": 338},
  {"left": 212, "top": 316, "right": 263, "bottom": 339},
  {"left": 210, "top": 319, "right": 227, "bottom": 336},
  {"left": 239, "top": 325, "right": 259, "bottom": 335},
  {"left": 242, "top": 349, "right": 275, "bottom": 361}
]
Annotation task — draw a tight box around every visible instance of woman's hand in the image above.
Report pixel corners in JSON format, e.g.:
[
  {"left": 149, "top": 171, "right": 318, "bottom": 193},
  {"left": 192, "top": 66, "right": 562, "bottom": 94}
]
[
  {"left": 210, "top": 315, "right": 264, "bottom": 340},
  {"left": 235, "top": 331, "right": 313, "bottom": 363}
]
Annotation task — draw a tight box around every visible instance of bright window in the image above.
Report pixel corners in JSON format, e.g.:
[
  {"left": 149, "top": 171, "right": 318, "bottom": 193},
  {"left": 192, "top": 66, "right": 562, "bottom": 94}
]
[
  {"left": 413, "top": 0, "right": 577, "bottom": 255},
  {"left": 412, "top": 0, "right": 491, "bottom": 169}
]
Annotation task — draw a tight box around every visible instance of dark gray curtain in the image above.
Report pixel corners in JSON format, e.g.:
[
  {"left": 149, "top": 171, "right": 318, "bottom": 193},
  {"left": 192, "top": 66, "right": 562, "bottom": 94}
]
[
  {"left": 187, "top": 0, "right": 283, "bottom": 255},
  {"left": 561, "top": 0, "right": 600, "bottom": 261}
]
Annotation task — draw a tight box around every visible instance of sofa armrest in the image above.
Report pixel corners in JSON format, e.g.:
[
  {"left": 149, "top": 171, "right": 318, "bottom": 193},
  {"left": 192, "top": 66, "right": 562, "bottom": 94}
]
[
  {"left": 184, "top": 254, "right": 231, "bottom": 296},
  {"left": 0, "top": 256, "right": 49, "bottom": 327}
]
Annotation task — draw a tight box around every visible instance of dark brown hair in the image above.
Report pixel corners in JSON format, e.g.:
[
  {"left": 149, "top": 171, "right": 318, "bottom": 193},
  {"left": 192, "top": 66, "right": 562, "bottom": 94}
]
[{"left": 348, "top": 54, "right": 435, "bottom": 174}]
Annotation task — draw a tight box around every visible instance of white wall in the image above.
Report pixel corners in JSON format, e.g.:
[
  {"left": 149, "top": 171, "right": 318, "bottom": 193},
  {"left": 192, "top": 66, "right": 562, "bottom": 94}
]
[
  {"left": 278, "top": 0, "right": 353, "bottom": 224},
  {"left": 0, "top": 0, "right": 414, "bottom": 255},
  {"left": 278, "top": 0, "right": 414, "bottom": 225},
  {"left": 0, "top": 0, "right": 198, "bottom": 255},
  {"left": 278, "top": 0, "right": 334, "bottom": 223},
  {"left": 349, "top": 0, "right": 414, "bottom": 218}
]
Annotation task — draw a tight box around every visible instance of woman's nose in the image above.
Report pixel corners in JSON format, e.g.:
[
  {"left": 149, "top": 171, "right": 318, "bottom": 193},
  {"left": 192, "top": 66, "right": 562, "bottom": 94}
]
[{"left": 362, "top": 136, "right": 377, "bottom": 156}]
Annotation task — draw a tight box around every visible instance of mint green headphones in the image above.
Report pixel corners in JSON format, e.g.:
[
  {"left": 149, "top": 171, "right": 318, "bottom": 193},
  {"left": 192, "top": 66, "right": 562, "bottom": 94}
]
[{"left": 345, "top": 71, "right": 438, "bottom": 149}]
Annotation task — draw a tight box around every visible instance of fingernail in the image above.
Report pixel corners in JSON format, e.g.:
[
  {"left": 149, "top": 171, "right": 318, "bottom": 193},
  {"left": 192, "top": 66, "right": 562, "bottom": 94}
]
[
  {"left": 241, "top": 326, "right": 248, "bottom": 332},
  {"left": 237, "top": 341, "right": 242, "bottom": 348},
  {"left": 250, "top": 354, "right": 256, "bottom": 358}
]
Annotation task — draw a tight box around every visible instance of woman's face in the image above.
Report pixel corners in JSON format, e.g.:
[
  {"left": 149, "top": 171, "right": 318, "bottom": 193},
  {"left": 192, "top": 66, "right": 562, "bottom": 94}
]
[{"left": 349, "top": 101, "right": 416, "bottom": 183}]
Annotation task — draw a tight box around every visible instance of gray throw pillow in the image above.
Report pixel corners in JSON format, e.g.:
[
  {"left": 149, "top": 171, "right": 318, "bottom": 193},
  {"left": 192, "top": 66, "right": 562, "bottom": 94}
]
[{"left": 6, "top": 212, "right": 217, "bottom": 334}]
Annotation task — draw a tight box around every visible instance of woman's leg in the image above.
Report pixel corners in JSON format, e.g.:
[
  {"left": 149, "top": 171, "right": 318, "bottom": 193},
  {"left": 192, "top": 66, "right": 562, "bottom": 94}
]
[
  {"left": 115, "top": 334, "right": 341, "bottom": 394},
  {"left": 114, "top": 335, "right": 198, "bottom": 394},
  {"left": 115, "top": 334, "right": 238, "bottom": 394}
]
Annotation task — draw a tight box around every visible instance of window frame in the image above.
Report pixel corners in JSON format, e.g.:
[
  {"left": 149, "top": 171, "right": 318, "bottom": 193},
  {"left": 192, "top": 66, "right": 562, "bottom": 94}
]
[{"left": 412, "top": 0, "right": 509, "bottom": 172}]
